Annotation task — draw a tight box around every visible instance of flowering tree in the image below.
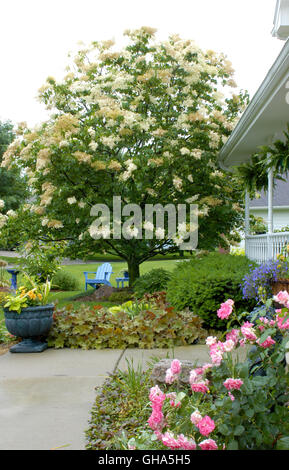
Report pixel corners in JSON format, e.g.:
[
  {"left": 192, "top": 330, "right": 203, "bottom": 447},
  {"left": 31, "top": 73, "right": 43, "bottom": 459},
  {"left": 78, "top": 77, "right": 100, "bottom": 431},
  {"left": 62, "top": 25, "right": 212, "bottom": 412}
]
[
  {"left": 0, "top": 120, "right": 27, "bottom": 220},
  {"left": 1, "top": 28, "right": 248, "bottom": 283}
]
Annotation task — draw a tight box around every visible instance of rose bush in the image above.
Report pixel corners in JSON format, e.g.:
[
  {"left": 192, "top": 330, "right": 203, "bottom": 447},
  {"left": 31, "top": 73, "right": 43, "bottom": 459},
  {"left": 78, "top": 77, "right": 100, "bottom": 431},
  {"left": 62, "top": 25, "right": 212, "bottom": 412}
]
[{"left": 129, "top": 294, "right": 289, "bottom": 450}]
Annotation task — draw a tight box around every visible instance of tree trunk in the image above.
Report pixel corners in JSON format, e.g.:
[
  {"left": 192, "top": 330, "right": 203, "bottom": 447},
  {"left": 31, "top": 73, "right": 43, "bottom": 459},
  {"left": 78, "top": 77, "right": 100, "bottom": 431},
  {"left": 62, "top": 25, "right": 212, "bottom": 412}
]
[{"left": 127, "top": 259, "right": 140, "bottom": 287}]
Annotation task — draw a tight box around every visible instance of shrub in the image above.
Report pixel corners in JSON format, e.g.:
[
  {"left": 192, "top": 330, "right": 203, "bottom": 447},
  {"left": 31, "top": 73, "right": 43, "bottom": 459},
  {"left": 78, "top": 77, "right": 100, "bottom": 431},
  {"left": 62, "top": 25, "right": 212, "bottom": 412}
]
[
  {"left": 167, "top": 253, "right": 256, "bottom": 329},
  {"left": 130, "top": 297, "right": 289, "bottom": 451},
  {"left": 107, "top": 289, "right": 134, "bottom": 304},
  {"left": 51, "top": 269, "right": 79, "bottom": 291},
  {"left": 47, "top": 301, "right": 207, "bottom": 350},
  {"left": 133, "top": 268, "right": 172, "bottom": 298}
]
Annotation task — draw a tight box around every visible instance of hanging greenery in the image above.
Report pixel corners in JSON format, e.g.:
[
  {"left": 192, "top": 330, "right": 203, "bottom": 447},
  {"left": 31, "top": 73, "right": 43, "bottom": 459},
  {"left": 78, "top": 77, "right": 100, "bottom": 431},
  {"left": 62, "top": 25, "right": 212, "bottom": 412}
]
[{"left": 236, "top": 124, "right": 289, "bottom": 193}]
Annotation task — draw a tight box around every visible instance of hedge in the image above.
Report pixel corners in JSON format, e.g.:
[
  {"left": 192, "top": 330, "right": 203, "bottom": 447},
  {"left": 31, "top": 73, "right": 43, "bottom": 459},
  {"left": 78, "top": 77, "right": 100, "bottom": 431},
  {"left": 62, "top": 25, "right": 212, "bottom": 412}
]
[{"left": 166, "top": 253, "right": 257, "bottom": 329}]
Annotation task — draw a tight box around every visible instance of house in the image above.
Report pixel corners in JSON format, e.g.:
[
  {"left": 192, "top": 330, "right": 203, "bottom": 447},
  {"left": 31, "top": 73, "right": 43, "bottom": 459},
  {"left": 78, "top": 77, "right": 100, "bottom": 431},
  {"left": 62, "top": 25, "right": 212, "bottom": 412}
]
[
  {"left": 219, "top": 0, "right": 289, "bottom": 263},
  {"left": 250, "top": 178, "right": 289, "bottom": 232}
]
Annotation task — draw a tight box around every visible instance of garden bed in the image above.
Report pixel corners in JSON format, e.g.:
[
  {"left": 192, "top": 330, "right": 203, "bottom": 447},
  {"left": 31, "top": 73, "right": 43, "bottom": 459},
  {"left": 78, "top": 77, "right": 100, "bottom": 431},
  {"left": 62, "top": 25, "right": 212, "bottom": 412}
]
[
  {"left": 73, "top": 286, "right": 134, "bottom": 302},
  {"left": 86, "top": 363, "right": 154, "bottom": 450}
]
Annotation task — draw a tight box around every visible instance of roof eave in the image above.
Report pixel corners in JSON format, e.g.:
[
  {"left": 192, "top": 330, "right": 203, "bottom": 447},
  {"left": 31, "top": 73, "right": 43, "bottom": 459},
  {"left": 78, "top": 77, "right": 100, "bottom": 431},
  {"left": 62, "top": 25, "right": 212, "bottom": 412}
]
[{"left": 218, "top": 38, "right": 289, "bottom": 170}]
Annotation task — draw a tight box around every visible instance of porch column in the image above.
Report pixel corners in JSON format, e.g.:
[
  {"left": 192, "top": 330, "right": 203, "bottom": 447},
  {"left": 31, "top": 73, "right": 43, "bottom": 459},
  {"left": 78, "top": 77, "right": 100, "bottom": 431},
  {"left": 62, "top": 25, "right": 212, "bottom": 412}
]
[
  {"left": 244, "top": 189, "right": 250, "bottom": 257},
  {"left": 267, "top": 166, "right": 274, "bottom": 259}
]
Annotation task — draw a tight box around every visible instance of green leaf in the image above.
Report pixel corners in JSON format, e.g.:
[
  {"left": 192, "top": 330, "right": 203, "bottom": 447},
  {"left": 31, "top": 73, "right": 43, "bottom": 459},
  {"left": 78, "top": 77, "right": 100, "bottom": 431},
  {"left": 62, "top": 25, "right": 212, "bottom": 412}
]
[
  {"left": 258, "top": 328, "right": 275, "bottom": 345},
  {"left": 276, "top": 436, "right": 289, "bottom": 450},
  {"left": 234, "top": 425, "right": 245, "bottom": 436},
  {"left": 175, "top": 392, "right": 186, "bottom": 404},
  {"left": 218, "top": 423, "right": 231, "bottom": 436},
  {"left": 244, "top": 407, "right": 254, "bottom": 419},
  {"left": 227, "top": 439, "right": 239, "bottom": 450}
]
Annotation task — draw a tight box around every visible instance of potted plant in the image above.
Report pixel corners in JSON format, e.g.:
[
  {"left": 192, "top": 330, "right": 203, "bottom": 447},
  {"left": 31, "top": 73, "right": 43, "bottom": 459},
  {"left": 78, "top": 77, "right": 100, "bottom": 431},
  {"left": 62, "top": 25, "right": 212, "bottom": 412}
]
[
  {"left": 272, "top": 244, "right": 289, "bottom": 295},
  {"left": 2, "top": 274, "right": 54, "bottom": 353}
]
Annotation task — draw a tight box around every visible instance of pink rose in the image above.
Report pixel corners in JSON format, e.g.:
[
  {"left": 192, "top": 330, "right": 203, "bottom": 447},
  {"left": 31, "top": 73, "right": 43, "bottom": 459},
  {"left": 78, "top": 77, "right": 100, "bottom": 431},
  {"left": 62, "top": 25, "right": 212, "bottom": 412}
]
[
  {"left": 199, "top": 439, "right": 218, "bottom": 450},
  {"left": 191, "top": 381, "right": 209, "bottom": 394},
  {"left": 191, "top": 410, "right": 203, "bottom": 426},
  {"left": 170, "top": 359, "right": 181, "bottom": 375},
  {"left": 223, "top": 339, "right": 235, "bottom": 352},
  {"left": 147, "top": 409, "right": 164, "bottom": 431},
  {"left": 226, "top": 328, "right": 240, "bottom": 345},
  {"left": 217, "top": 301, "right": 233, "bottom": 320},
  {"left": 241, "top": 322, "right": 257, "bottom": 342},
  {"left": 161, "top": 432, "right": 196, "bottom": 450},
  {"left": 165, "top": 369, "right": 176, "bottom": 384},
  {"left": 257, "top": 336, "right": 276, "bottom": 348},
  {"left": 273, "top": 291, "right": 289, "bottom": 307},
  {"left": 206, "top": 336, "right": 217, "bottom": 346},
  {"left": 277, "top": 314, "right": 289, "bottom": 330},
  {"left": 228, "top": 391, "right": 235, "bottom": 401},
  {"left": 196, "top": 415, "right": 216, "bottom": 436},
  {"left": 149, "top": 385, "right": 166, "bottom": 406},
  {"left": 223, "top": 378, "right": 243, "bottom": 391}
]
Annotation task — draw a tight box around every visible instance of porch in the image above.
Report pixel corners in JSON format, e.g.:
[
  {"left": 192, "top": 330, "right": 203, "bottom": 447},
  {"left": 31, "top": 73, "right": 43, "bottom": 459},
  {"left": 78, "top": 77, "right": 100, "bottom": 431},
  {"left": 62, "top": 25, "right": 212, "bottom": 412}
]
[
  {"left": 244, "top": 168, "right": 289, "bottom": 263},
  {"left": 245, "top": 232, "right": 289, "bottom": 263}
]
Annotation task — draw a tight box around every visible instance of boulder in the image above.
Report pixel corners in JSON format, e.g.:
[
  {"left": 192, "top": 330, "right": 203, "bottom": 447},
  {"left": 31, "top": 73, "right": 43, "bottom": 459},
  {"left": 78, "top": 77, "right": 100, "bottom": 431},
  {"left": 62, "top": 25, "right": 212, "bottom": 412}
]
[{"left": 150, "top": 359, "right": 200, "bottom": 385}]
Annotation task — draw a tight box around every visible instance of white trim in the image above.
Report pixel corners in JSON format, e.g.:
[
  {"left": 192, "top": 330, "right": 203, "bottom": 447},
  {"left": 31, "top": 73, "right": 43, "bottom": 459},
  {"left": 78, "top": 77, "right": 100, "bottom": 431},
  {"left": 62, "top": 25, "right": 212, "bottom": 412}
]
[
  {"left": 268, "top": 166, "right": 274, "bottom": 259},
  {"left": 272, "top": 0, "right": 289, "bottom": 40},
  {"left": 250, "top": 205, "right": 289, "bottom": 210}
]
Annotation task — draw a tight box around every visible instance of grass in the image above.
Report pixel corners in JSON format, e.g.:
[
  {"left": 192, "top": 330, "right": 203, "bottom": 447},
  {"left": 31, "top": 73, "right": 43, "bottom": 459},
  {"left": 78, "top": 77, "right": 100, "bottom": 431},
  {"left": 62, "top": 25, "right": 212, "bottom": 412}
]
[{"left": 1, "top": 258, "right": 183, "bottom": 311}]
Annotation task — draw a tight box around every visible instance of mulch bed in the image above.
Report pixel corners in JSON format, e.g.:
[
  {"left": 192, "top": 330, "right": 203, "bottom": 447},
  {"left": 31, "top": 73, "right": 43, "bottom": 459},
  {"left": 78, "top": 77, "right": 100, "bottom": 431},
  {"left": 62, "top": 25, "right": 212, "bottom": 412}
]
[
  {"left": 0, "top": 342, "right": 17, "bottom": 356},
  {"left": 74, "top": 285, "right": 133, "bottom": 302}
]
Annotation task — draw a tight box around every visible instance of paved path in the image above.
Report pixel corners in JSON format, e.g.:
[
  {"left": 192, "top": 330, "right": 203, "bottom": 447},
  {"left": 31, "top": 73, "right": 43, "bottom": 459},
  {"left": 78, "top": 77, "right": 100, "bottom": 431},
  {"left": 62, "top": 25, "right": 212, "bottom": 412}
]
[{"left": 0, "top": 345, "right": 213, "bottom": 450}]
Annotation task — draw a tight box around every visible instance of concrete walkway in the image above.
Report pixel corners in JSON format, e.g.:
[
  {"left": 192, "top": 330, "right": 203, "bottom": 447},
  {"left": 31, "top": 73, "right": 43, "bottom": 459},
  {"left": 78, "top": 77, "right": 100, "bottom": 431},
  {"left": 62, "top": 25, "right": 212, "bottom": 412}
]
[{"left": 0, "top": 345, "right": 212, "bottom": 450}]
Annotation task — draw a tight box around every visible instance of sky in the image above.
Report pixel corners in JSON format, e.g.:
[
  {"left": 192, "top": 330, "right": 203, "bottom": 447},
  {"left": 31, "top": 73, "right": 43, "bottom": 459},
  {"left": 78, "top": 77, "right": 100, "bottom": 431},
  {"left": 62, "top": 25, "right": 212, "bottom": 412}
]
[{"left": 0, "top": 0, "right": 285, "bottom": 127}]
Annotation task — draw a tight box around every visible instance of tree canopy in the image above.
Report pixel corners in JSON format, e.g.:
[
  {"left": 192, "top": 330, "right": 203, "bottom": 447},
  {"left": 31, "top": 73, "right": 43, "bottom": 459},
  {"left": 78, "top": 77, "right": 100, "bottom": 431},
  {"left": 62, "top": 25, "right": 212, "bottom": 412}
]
[{"left": 0, "top": 28, "right": 248, "bottom": 281}]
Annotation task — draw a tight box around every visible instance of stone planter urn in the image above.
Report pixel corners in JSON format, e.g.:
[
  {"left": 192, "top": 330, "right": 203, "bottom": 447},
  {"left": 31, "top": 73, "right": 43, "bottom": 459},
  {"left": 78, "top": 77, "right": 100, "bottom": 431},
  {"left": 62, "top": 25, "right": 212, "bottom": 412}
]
[{"left": 4, "top": 303, "right": 54, "bottom": 353}]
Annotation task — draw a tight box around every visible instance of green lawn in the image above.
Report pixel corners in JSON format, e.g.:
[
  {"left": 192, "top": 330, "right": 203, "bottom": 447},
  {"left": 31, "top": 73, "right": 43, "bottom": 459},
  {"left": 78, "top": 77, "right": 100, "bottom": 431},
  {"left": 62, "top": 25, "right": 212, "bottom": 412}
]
[
  {"left": 61, "top": 258, "right": 181, "bottom": 288},
  {"left": 48, "top": 259, "right": 182, "bottom": 308},
  {"left": 1, "top": 258, "right": 184, "bottom": 311}
]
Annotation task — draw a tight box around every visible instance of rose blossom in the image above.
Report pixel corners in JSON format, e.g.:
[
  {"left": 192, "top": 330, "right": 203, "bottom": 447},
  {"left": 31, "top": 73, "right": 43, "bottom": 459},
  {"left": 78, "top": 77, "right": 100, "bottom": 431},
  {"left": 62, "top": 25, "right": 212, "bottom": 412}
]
[
  {"left": 190, "top": 410, "right": 203, "bottom": 426},
  {"left": 161, "top": 432, "right": 196, "bottom": 450},
  {"left": 147, "top": 409, "right": 164, "bottom": 431},
  {"left": 223, "top": 339, "right": 235, "bottom": 352},
  {"left": 223, "top": 378, "right": 243, "bottom": 391},
  {"left": 209, "top": 342, "right": 224, "bottom": 365},
  {"left": 241, "top": 321, "right": 257, "bottom": 342},
  {"left": 206, "top": 336, "right": 217, "bottom": 346},
  {"left": 257, "top": 336, "right": 276, "bottom": 348},
  {"left": 228, "top": 391, "right": 235, "bottom": 401},
  {"left": 199, "top": 439, "right": 218, "bottom": 450},
  {"left": 277, "top": 314, "right": 289, "bottom": 330},
  {"left": 170, "top": 359, "right": 181, "bottom": 375},
  {"left": 273, "top": 291, "right": 289, "bottom": 308},
  {"left": 226, "top": 328, "right": 240, "bottom": 345},
  {"left": 165, "top": 368, "right": 176, "bottom": 384},
  {"left": 191, "top": 381, "right": 210, "bottom": 394},
  {"left": 217, "top": 299, "right": 234, "bottom": 320},
  {"left": 196, "top": 415, "right": 216, "bottom": 436},
  {"left": 149, "top": 385, "right": 166, "bottom": 406},
  {"left": 165, "top": 359, "right": 182, "bottom": 384}
]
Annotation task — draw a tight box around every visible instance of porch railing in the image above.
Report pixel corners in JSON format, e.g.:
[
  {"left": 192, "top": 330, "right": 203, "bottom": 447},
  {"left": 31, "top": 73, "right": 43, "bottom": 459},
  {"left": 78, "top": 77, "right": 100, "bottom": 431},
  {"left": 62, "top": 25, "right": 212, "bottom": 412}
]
[{"left": 246, "top": 232, "right": 289, "bottom": 264}]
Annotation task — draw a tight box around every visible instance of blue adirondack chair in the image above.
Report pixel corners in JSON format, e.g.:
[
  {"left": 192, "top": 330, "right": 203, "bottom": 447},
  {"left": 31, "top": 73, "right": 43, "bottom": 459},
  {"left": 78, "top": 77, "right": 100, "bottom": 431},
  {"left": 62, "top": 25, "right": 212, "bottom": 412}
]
[{"left": 83, "top": 263, "right": 113, "bottom": 291}]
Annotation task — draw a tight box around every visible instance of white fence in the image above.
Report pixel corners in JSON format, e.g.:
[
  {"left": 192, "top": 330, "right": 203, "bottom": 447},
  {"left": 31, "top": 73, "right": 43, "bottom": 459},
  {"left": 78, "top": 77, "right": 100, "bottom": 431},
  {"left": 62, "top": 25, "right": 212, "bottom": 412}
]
[{"left": 246, "top": 232, "right": 289, "bottom": 263}]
